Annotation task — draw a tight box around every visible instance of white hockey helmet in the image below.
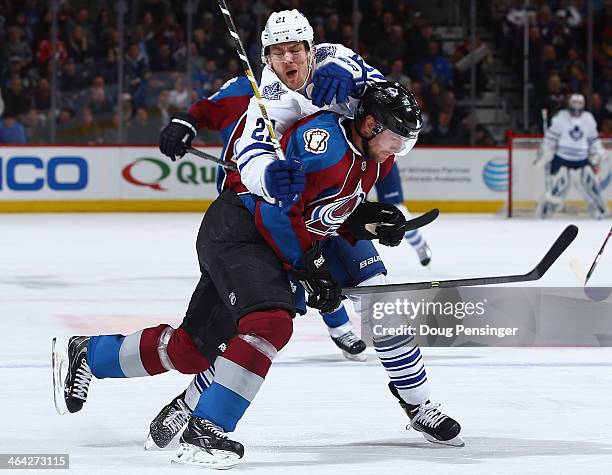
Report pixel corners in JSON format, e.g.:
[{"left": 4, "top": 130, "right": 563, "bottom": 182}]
[
  {"left": 568, "top": 93, "right": 585, "bottom": 116},
  {"left": 261, "top": 9, "right": 314, "bottom": 64}
]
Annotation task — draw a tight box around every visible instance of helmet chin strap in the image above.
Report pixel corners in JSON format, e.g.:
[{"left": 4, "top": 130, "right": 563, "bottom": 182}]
[{"left": 296, "top": 50, "right": 315, "bottom": 93}]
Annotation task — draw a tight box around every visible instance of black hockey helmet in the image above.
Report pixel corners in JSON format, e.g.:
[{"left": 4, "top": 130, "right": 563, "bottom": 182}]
[{"left": 356, "top": 81, "right": 422, "bottom": 146}]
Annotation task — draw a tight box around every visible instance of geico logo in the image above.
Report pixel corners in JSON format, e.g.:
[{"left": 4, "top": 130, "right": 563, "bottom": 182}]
[{"left": 0, "top": 156, "right": 88, "bottom": 191}]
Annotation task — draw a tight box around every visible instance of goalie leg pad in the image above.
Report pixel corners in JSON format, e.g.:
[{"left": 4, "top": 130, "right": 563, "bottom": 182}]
[
  {"left": 576, "top": 166, "right": 608, "bottom": 218},
  {"left": 536, "top": 164, "right": 570, "bottom": 218}
]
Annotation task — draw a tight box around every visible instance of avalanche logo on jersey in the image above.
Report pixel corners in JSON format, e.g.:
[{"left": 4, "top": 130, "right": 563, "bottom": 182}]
[
  {"left": 305, "top": 183, "right": 366, "bottom": 236},
  {"left": 569, "top": 125, "right": 584, "bottom": 141},
  {"left": 303, "top": 128, "right": 330, "bottom": 154},
  {"left": 261, "top": 81, "right": 288, "bottom": 101}
]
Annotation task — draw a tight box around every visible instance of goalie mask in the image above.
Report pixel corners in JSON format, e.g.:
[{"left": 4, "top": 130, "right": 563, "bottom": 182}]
[
  {"left": 261, "top": 10, "right": 314, "bottom": 64},
  {"left": 568, "top": 93, "right": 585, "bottom": 117},
  {"left": 356, "top": 81, "right": 422, "bottom": 157}
]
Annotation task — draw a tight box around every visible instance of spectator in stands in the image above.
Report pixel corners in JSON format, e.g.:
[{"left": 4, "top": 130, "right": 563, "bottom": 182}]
[
  {"left": 426, "top": 110, "right": 457, "bottom": 145},
  {"left": 169, "top": 76, "right": 189, "bottom": 109},
  {"left": 193, "top": 59, "right": 219, "bottom": 98},
  {"left": 70, "top": 8, "right": 95, "bottom": 46},
  {"left": 462, "top": 112, "right": 496, "bottom": 146},
  {"left": 0, "top": 113, "right": 27, "bottom": 144},
  {"left": 2, "top": 77, "right": 30, "bottom": 119},
  {"left": 75, "top": 106, "right": 103, "bottom": 144},
  {"left": 413, "top": 41, "right": 453, "bottom": 88},
  {"left": 59, "top": 58, "right": 91, "bottom": 92},
  {"left": 57, "top": 107, "right": 77, "bottom": 143},
  {"left": 22, "top": 109, "right": 48, "bottom": 144},
  {"left": 93, "top": 8, "right": 115, "bottom": 58},
  {"left": 66, "top": 25, "right": 91, "bottom": 64},
  {"left": 325, "top": 13, "right": 342, "bottom": 44},
  {"left": 340, "top": 24, "right": 365, "bottom": 57},
  {"left": 226, "top": 58, "right": 241, "bottom": 81},
  {"left": 542, "top": 74, "right": 565, "bottom": 117},
  {"left": 150, "top": 43, "right": 176, "bottom": 72},
  {"left": 372, "top": 25, "right": 408, "bottom": 73},
  {"left": 33, "top": 78, "right": 51, "bottom": 112},
  {"left": 3, "top": 26, "right": 33, "bottom": 66},
  {"left": 126, "top": 106, "right": 158, "bottom": 144},
  {"left": 87, "top": 76, "right": 114, "bottom": 118},
  {"left": 2, "top": 56, "right": 33, "bottom": 90},
  {"left": 386, "top": 59, "right": 411, "bottom": 90},
  {"left": 124, "top": 42, "right": 150, "bottom": 108}
]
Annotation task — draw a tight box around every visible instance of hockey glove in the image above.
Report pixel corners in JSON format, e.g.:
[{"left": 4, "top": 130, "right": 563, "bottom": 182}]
[
  {"left": 159, "top": 112, "right": 198, "bottom": 161},
  {"left": 292, "top": 241, "right": 343, "bottom": 314},
  {"left": 345, "top": 202, "right": 407, "bottom": 247},
  {"left": 311, "top": 57, "right": 366, "bottom": 107},
  {"left": 263, "top": 158, "right": 306, "bottom": 204}
]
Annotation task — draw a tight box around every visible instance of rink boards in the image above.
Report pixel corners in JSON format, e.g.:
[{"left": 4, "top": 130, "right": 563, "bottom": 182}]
[{"left": 0, "top": 145, "right": 510, "bottom": 213}]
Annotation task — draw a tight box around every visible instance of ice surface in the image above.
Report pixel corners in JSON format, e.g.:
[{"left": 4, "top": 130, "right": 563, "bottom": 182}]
[{"left": 1, "top": 213, "right": 611, "bottom": 474}]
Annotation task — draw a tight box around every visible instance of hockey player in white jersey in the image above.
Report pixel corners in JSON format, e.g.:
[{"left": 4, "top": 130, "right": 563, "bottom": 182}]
[{"left": 536, "top": 94, "right": 609, "bottom": 219}]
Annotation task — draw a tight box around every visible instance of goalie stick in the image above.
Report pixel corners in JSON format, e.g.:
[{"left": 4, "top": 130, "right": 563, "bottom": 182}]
[
  {"left": 343, "top": 224, "right": 578, "bottom": 295},
  {"left": 187, "top": 146, "right": 238, "bottom": 172},
  {"left": 584, "top": 226, "right": 612, "bottom": 285}
]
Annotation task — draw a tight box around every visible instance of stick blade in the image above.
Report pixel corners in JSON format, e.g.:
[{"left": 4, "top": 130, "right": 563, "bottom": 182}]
[
  {"left": 406, "top": 208, "right": 439, "bottom": 232},
  {"left": 534, "top": 224, "right": 579, "bottom": 278}
]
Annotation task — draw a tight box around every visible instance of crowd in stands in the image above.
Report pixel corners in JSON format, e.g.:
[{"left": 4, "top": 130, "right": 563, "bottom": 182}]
[
  {"left": 495, "top": 0, "right": 612, "bottom": 134},
  {"left": 0, "top": 0, "right": 609, "bottom": 145}
]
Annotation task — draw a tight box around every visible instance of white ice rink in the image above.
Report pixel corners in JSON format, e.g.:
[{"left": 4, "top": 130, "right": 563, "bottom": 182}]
[{"left": 1, "top": 213, "right": 612, "bottom": 474}]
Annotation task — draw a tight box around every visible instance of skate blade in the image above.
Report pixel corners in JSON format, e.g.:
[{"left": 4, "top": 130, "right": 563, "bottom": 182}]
[
  {"left": 171, "top": 443, "right": 242, "bottom": 469},
  {"left": 422, "top": 432, "right": 465, "bottom": 447},
  {"left": 52, "top": 337, "right": 69, "bottom": 415},
  {"left": 342, "top": 350, "right": 367, "bottom": 362},
  {"left": 144, "top": 433, "right": 179, "bottom": 451}
]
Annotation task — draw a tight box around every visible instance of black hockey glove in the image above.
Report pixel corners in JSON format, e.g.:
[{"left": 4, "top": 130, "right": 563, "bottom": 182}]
[
  {"left": 345, "top": 201, "right": 407, "bottom": 247},
  {"left": 159, "top": 112, "right": 198, "bottom": 161},
  {"left": 292, "top": 241, "right": 343, "bottom": 314}
]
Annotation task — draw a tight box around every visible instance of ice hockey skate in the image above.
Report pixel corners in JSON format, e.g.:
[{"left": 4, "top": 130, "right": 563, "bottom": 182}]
[
  {"left": 328, "top": 322, "right": 367, "bottom": 361},
  {"left": 52, "top": 336, "right": 92, "bottom": 415},
  {"left": 388, "top": 382, "right": 464, "bottom": 446},
  {"left": 172, "top": 416, "right": 244, "bottom": 469},
  {"left": 145, "top": 391, "right": 191, "bottom": 450},
  {"left": 415, "top": 241, "right": 432, "bottom": 267}
]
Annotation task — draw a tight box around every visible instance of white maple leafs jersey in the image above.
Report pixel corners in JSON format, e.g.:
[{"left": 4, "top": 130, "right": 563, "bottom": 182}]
[
  {"left": 235, "top": 43, "right": 384, "bottom": 201},
  {"left": 544, "top": 110, "right": 604, "bottom": 162}
]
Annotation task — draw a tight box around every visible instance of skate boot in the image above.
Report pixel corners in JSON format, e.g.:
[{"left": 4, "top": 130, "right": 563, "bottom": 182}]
[
  {"left": 52, "top": 336, "right": 92, "bottom": 415},
  {"left": 388, "top": 382, "right": 463, "bottom": 446},
  {"left": 145, "top": 391, "right": 192, "bottom": 450},
  {"left": 330, "top": 326, "right": 367, "bottom": 362},
  {"left": 172, "top": 416, "right": 244, "bottom": 469},
  {"left": 415, "top": 241, "right": 432, "bottom": 266}
]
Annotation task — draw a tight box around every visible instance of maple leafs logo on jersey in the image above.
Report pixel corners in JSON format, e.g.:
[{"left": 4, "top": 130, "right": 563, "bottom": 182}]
[
  {"left": 569, "top": 125, "right": 583, "bottom": 141},
  {"left": 261, "top": 81, "right": 288, "bottom": 101},
  {"left": 315, "top": 45, "right": 337, "bottom": 63},
  {"left": 304, "top": 128, "right": 330, "bottom": 154}
]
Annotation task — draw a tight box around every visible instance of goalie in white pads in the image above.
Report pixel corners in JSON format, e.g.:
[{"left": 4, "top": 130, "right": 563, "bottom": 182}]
[{"left": 536, "top": 93, "right": 609, "bottom": 219}]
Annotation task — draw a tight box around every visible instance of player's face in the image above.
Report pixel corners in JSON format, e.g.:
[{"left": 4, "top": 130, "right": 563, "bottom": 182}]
[
  {"left": 268, "top": 42, "right": 311, "bottom": 91},
  {"left": 361, "top": 116, "right": 416, "bottom": 163}
]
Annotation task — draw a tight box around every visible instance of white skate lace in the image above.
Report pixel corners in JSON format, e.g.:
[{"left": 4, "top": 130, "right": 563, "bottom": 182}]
[
  {"left": 204, "top": 421, "right": 228, "bottom": 440},
  {"left": 72, "top": 360, "right": 92, "bottom": 401},
  {"left": 413, "top": 402, "right": 447, "bottom": 429},
  {"left": 337, "top": 331, "right": 360, "bottom": 347},
  {"left": 163, "top": 400, "right": 190, "bottom": 432}
]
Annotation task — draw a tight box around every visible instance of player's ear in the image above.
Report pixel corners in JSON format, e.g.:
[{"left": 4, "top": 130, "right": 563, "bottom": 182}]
[{"left": 364, "top": 115, "right": 377, "bottom": 136}]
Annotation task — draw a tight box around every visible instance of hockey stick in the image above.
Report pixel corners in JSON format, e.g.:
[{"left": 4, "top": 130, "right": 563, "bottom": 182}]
[
  {"left": 343, "top": 224, "right": 578, "bottom": 295},
  {"left": 216, "top": 0, "right": 285, "bottom": 163},
  {"left": 187, "top": 146, "right": 238, "bottom": 172},
  {"left": 365, "top": 208, "right": 439, "bottom": 235},
  {"left": 584, "top": 226, "right": 612, "bottom": 285}
]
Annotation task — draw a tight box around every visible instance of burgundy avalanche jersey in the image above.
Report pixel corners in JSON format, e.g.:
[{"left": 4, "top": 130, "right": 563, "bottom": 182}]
[
  {"left": 187, "top": 76, "right": 252, "bottom": 193},
  {"left": 240, "top": 111, "right": 394, "bottom": 269}
]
